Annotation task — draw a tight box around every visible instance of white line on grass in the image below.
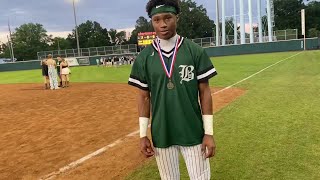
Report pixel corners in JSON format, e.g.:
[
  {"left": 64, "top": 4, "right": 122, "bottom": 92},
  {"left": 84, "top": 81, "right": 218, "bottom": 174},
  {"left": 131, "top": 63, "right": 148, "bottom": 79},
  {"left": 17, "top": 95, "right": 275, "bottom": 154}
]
[
  {"left": 213, "top": 51, "right": 303, "bottom": 94},
  {"left": 40, "top": 138, "right": 124, "bottom": 180},
  {"left": 40, "top": 51, "right": 303, "bottom": 180},
  {"left": 40, "top": 127, "right": 149, "bottom": 180}
]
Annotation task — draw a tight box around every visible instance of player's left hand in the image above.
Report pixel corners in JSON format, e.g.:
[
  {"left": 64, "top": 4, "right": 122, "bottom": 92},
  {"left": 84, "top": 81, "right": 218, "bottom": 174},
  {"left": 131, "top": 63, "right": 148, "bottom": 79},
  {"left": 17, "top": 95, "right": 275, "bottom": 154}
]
[{"left": 201, "top": 135, "right": 216, "bottom": 158}]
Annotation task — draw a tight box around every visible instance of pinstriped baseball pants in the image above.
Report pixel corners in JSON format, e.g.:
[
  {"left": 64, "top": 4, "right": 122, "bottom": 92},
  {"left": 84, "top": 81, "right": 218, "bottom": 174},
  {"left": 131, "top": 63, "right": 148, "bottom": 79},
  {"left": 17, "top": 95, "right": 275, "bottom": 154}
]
[{"left": 155, "top": 144, "right": 210, "bottom": 180}]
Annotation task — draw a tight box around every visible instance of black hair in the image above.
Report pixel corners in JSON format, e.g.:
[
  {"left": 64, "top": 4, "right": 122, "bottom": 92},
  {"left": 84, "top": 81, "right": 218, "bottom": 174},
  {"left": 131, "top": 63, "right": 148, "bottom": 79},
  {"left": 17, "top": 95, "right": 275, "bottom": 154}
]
[{"left": 146, "top": 0, "right": 181, "bottom": 17}]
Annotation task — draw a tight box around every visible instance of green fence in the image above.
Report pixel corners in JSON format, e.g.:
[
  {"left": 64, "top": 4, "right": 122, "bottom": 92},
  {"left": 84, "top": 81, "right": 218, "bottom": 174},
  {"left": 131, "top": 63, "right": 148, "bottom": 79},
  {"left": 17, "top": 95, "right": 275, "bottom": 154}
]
[
  {"left": 1, "top": 38, "right": 319, "bottom": 72},
  {"left": 37, "top": 44, "right": 138, "bottom": 60},
  {"left": 0, "top": 60, "right": 41, "bottom": 72},
  {"left": 204, "top": 38, "right": 319, "bottom": 57}
]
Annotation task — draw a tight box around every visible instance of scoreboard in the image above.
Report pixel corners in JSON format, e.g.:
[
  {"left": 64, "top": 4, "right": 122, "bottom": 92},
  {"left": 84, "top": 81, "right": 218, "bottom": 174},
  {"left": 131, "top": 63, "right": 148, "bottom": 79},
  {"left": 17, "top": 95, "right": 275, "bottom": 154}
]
[{"left": 138, "top": 32, "right": 156, "bottom": 46}]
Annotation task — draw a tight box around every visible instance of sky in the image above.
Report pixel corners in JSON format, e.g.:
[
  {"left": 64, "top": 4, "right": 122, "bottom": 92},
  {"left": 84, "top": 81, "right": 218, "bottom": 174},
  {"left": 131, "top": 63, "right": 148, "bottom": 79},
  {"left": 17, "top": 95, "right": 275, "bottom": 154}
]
[{"left": 0, "top": 0, "right": 311, "bottom": 43}]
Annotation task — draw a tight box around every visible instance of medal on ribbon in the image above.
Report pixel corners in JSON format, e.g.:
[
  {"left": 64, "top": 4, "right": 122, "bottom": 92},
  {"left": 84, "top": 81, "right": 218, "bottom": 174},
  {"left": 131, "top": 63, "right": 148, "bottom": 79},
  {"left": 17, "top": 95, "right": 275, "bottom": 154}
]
[{"left": 155, "top": 36, "right": 180, "bottom": 90}]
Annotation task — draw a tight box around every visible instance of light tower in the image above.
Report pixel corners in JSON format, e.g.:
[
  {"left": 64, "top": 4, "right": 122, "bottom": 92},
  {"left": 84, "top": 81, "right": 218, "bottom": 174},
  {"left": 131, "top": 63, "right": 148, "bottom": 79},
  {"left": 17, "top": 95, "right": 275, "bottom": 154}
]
[{"left": 240, "top": 0, "right": 245, "bottom": 44}]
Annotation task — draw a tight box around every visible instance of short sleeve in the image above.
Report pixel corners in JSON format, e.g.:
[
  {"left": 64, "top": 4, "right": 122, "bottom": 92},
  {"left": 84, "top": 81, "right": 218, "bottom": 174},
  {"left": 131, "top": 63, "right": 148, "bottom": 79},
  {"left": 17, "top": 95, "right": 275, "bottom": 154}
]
[
  {"left": 196, "top": 49, "right": 217, "bottom": 82},
  {"left": 128, "top": 56, "right": 149, "bottom": 91}
]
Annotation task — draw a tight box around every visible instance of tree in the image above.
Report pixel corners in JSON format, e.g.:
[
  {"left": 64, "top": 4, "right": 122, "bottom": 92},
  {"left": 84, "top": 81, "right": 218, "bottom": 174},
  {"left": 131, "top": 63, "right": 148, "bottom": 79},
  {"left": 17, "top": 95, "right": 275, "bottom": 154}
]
[
  {"left": 177, "top": 0, "right": 215, "bottom": 39},
  {"left": 115, "top": 31, "right": 127, "bottom": 45},
  {"left": 273, "top": 0, "right": 305, "bottom": 32},
  {"left": 0, "top": 42, "right": 11, "bottom": 58},
  {"left": 108, "top": 29, "right": 117, "bottom": 45},
  {"left": 128, "top": 16, "right": 153, "bottom": 44},
  {"left": 108, "top": 29, "right": 127, "bottom": 45},
  {"left": 273, "top": 0, "right": 320, "bottom": 37},
  {"left": 305, "top": 1, "right": 320, "bottom": 37},
  {"left": 50, "top": 37, "right": 71, "bottom": 50},
  {"left": 261, "top": 15, "right": 268, "bottom": 33},
  {"left": 67, "top": 20, "right": 111, "bottom": 48},
  {"left": 5, "top": 23, "right": 51, "bottom": 60},
  {"left": 129, "top": 0, "right": 215, "bottom": 44},
  {"left": 308, "top": 28, "right": 320, "bottom": 37},
  {"left": 0, "top": 43, "right": 5, "bottom": 54}
]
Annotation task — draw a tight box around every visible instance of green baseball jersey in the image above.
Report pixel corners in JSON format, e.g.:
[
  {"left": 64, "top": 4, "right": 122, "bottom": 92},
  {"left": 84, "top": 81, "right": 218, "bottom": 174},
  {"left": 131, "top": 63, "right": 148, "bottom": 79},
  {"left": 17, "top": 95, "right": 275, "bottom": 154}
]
[{"left": 128, "top": 37, "right": 217, "bottom": 148}]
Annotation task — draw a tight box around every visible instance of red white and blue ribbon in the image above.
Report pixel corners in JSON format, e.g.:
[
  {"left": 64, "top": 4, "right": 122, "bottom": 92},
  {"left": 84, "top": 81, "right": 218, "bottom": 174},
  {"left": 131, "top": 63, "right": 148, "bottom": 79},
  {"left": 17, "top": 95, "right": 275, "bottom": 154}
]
[{"left": 155, "top": 36, "right": 180, "bottom": 78}]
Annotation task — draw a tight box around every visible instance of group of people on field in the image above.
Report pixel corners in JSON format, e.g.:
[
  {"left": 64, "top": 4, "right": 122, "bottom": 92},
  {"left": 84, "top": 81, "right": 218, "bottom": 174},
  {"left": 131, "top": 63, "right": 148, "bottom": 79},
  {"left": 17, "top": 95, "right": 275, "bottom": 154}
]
[
  {"left": 96, "top": 55, "right": 136, "bottom": 67},
  {"left": 41, "top": 54, "right": 71, "bottom": 90}
]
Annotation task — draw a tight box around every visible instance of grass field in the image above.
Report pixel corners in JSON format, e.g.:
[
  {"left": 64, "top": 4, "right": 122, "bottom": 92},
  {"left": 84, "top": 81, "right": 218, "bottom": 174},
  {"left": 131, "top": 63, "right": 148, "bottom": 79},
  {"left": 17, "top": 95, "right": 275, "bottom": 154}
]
[
  {"left": 125, "top": 51, "right": 320, "bottom": 180},
  {"left": 1, "top": 51, "right": 319, "bottom": 179}
]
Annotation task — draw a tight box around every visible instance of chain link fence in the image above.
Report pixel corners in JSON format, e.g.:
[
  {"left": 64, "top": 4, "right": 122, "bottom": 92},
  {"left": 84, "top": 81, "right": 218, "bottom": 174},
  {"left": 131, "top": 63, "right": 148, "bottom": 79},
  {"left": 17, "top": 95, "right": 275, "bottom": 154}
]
[
  {"left": 192, "top": 29, "right": 298, "bottom": 47},
  {"left": 38, "top": 29, "right": 298, "bottom": 59},
  {"left": 37, "top": 44, "right": 137, "bottom": 60}
]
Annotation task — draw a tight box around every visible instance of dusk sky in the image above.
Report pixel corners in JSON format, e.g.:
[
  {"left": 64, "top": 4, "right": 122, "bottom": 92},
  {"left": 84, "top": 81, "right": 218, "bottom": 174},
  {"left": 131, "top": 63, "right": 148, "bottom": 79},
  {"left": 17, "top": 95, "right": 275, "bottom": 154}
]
[{"left": 0, "top": 0, "right": 312, "bottom": 42}]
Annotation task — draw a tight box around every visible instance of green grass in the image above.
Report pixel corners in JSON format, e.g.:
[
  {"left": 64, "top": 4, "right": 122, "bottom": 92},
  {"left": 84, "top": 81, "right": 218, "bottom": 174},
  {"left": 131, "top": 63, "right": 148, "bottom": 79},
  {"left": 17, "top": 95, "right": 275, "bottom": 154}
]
[
  {"left": 0, "top": 69, "right": 43, "bottom": 84},
  {"left": 209, "top": 52, "right": 299, "bottom": 87},
  {"left": 125, "top": 51, "right": 320, "bottom": 180},
  {"left": 1, "top": 51, "right": 320, "bottom": 179},
  {"left": 69, "top": 65, "right": 133, "bottom": 83},
  {"left": 210, "top": 50, "right": 320, "bottom": 179},
  {"left": 0, "top": 51, "right": 300, "bottom": 86},
  {"left": 0, "top": 65, "right": 133, "bottom": 84}
]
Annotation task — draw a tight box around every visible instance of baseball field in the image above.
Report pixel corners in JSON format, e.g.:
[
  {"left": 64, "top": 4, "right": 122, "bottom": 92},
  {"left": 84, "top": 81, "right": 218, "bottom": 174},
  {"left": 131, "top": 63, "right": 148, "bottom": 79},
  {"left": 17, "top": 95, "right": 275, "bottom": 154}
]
[{"left": 0, "top": 50, "right": 319, "bottom": 179}]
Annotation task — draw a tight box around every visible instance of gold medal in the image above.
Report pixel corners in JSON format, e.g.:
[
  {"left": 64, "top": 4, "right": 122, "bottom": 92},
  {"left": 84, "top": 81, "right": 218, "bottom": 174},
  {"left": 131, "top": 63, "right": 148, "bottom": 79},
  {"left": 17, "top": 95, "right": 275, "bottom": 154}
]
[{"left": 167, "top": 79, "right": 174, "bottom": 90}]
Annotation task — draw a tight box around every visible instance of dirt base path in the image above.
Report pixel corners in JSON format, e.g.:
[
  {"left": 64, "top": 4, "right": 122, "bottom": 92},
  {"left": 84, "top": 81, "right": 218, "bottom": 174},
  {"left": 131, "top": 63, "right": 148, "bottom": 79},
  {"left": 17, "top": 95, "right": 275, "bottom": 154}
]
[{"left": 0, "top": 83, "right": 245, "bottom": 180}]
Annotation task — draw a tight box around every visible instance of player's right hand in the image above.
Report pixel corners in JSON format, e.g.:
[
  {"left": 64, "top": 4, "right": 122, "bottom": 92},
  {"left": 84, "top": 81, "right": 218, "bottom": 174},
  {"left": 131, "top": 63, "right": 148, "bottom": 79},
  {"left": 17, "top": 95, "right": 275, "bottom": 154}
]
[{"left": 140, "top": 137, "right": 155, "bottom": 158}]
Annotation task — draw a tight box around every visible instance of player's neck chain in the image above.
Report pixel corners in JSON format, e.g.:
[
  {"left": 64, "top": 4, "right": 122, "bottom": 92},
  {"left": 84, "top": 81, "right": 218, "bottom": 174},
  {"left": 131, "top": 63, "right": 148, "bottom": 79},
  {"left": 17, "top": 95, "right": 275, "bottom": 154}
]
[{"left": 155, "top": 36, "right": 180, "bottom": 90}]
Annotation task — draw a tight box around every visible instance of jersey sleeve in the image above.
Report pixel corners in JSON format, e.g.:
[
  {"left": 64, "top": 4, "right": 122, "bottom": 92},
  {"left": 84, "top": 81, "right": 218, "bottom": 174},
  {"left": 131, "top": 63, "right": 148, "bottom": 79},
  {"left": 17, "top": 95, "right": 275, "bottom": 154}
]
[
  {"left": 128, "top": 56, "right": 149, "bottom": 91},
  {"left": 196, "top": 49, "right": 217, "bottom": 82}
]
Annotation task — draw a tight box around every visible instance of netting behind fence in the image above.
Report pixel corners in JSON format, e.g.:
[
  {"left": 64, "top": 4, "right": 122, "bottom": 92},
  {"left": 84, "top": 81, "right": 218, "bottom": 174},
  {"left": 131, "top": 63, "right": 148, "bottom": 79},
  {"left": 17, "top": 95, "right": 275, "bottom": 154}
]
[
  {"left": 38, "top": 29, "right": 298, "bottom": 59},
  {"left": 37, "top": 44, "right": 137, "bottom": 60}
]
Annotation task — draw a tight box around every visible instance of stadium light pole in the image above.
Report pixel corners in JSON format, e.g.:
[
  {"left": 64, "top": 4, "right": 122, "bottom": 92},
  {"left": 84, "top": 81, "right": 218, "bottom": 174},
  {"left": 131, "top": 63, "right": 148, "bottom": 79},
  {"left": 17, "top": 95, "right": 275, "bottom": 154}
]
[
  {"left": 8, "top": 19, "right": 15, "bottom": 61},
  {"left": 240, "top": 0, "right": 245, "bottom": 44},
  {"left": 248, "top": 0, "right": 254, "bottom": 43},
  {"left": 266, "top": 0, "right": 273, "bottom": 42},
  {"left": 72, "top": 0, "right": 81, "bottom": 57},
  {"left": 233, "top": 0, "right": 237, "bottom": 45},
  {"left": 215, "top": 0, "right": 220, "bottom": 46},
  {"left": 221, "top": 0, "right": 225, "bottom": 46},
  {"left": 257, "top": 0, "right": 263, "bottom": 43},
  {"left": 7, "top": 35, "right": 13, "bottom": 61},
  {"left": 301, "top": 9, "right": 306, "bottom": 51}
]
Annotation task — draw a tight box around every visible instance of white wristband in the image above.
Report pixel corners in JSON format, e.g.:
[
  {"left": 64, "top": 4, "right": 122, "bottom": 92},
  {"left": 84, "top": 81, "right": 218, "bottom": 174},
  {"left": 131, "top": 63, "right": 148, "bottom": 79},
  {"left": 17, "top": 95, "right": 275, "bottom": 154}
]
[
  {"left": 139, "top": 117, "right": 149, "bottom": 138},
  {"left": 202, "top": 115, "right": 213, "bottom": 135}
]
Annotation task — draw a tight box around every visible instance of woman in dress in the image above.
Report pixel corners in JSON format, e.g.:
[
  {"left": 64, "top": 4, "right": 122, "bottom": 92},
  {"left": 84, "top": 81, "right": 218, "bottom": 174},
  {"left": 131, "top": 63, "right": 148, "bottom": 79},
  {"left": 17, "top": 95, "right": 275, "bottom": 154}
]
[
  {"left": 46, "top": 54, "right": 59, "bottom": 90},
  {"left": 60, "top": 58, "right": 71, "bottom": 88}
]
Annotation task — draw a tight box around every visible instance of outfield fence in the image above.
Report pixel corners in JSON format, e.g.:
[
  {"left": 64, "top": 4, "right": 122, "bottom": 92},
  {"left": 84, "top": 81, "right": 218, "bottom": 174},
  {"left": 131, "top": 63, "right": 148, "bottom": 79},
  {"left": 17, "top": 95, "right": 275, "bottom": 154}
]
[
  {"left": 37, "top": 44, "right": 138, "bottom": 60},
  {"left": 37, "top": 29, "right": 298, "bottom": 59},
  {"left": 1, "top": 38, "right": 319, "bottom": 72},
  {"left": 192, "top": 29, "right": 298, "bottom": 47}
]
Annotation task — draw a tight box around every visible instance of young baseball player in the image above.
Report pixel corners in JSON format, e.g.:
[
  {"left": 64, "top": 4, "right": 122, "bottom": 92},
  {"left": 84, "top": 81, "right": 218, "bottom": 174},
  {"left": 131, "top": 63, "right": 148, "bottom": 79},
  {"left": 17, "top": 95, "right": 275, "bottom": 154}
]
[{"left": 128, "top": 0, "right": 217, "bottom": 179}]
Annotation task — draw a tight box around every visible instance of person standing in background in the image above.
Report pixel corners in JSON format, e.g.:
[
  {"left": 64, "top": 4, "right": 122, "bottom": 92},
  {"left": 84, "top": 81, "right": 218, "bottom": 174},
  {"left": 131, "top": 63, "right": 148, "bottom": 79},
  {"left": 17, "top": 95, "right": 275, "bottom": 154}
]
[
  {"left": 41, "top": 59, "right": 49, "bottom": 89},
  {"left": 96, "top": 58, "right": 100, "bottom": 67},
  {"left": 60, "top": 58, "right": 71, "bottom": 88},
  {"left": 46, "top": 54, "right": 59, "bottom": 90},
  {"left": 56, "top": 57, "right": 62, "bottom": 87}
]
